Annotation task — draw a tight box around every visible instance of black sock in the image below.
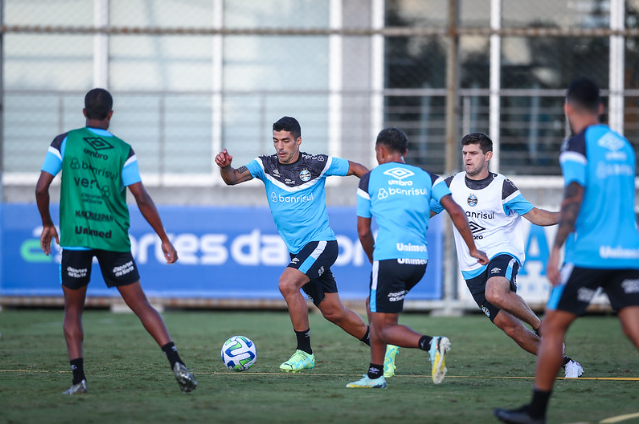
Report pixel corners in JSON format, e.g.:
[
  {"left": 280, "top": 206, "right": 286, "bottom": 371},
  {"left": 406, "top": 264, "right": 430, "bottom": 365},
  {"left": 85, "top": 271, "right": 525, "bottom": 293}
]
[
  {"left": 367, "top": 363, "right": 383, "bottom": 379},
  {"left": 418, "top": 335, "right": 433, "bottom": 351},
  {"left": 359, "top": 327, "right": 371, "bottom": 346},
  {"left": 70, "top": 358, "right": 86, "bottom": 385},
  {"left": 295, "top": 329, "right": 312, "bottom": 355},
  {"left": 161, "top": 342, "right": 184, "bottom": 370},
  {"left": 528, "top": 388, "right": 551, "bottom": 418}
]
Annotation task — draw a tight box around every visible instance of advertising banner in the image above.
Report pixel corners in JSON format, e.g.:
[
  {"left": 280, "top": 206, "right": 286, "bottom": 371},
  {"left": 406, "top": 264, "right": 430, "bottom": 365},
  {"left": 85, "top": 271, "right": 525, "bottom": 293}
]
[{"left": 1, "top": 204, "right": 443, "bottom": 301}]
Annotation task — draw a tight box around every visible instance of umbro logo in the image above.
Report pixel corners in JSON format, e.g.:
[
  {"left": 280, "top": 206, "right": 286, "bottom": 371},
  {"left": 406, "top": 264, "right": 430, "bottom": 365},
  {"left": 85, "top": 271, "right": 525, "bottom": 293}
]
[
  {"left": 490, "top": 267, "right": 501, "bottom": 274},
  {"left": 383, "top": 167, "right": 415, "bottom": 180},
  {"left": 597, "top": 133, "right": 625, "bottom": 151},
  {"left": 84, "top": 137, "right": 114, "bottom": 151},
  {"left": 291, "top": 258, "right": 300, "bottom": 264},
  {"left": 468, "top": 221, "right": 486, "bottom": 234}
]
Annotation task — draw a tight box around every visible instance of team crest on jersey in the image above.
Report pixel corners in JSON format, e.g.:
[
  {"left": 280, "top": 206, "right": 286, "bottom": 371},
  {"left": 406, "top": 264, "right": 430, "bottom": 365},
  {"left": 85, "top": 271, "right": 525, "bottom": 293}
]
[
  {"left": 467, "top": 193, "right": 478, "bottom": 207},
  {"left": 299, "top": 168, "right": 311, "bottom": 182},
  {"left": 383, "top": 167, "right": 415, "bottom": 180}
]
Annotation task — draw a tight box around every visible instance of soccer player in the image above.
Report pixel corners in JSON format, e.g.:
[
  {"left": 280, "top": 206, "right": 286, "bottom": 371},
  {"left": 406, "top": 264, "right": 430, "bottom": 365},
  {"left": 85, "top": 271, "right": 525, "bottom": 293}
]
[
  {"left": 215, "top": 116, "right": 389, "bottom": 373},
  {"left": 35, "top": 88, "right": 197, "bottom": 395},
  {"left": 494, "top": 79, "right": 639, "bottom": 424},
  {"left": 430, "top": 133, "right": 583, "bottom": 377},
  {"left": 346, "top": 128, "right": 489, "bottom": 389}
]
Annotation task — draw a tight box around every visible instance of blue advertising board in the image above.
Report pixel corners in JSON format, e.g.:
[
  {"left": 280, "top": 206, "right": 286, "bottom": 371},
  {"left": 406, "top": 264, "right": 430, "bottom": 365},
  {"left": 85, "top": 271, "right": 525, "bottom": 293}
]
[{"left": 1, "top": 204, "right": 444, "bottom": 300}]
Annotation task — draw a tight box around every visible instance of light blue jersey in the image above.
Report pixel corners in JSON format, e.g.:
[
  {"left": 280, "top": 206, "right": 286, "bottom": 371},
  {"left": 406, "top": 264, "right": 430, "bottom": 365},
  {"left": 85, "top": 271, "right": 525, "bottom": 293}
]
[
  {"left": 357, "top": 162, "right": 450, "bottom": 261},
  {"left": 560, "top": 124, "right": 639, "bottom": 269},
  {"left": 246, "top": 152, "right": 349, "bottom": 254}
]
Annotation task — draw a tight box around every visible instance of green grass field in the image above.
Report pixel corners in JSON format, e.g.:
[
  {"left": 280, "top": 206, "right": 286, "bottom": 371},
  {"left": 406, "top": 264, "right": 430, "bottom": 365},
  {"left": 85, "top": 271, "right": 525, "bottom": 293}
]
[{"left": 1, "top": 309, "right": 638, "bottom": 424}]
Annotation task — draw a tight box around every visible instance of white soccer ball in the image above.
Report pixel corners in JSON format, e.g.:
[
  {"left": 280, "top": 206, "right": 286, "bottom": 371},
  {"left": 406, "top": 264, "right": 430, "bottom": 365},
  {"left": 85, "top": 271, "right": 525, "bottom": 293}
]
[{"left": 221, "top": 335, "right": 256, "bottom": 371}]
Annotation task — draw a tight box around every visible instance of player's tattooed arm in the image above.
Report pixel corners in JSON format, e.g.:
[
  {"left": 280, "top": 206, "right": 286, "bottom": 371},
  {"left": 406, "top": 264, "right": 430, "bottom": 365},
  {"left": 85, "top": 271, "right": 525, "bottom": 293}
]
[
  {"left": 215, "top": 149, "right": 253, "bottom": 185},
  {"left": 553, "top": 181, "right": 584, "bottom": 249},
  {"left": 546, "top": 181, "right": 584, "bottom": 285}
]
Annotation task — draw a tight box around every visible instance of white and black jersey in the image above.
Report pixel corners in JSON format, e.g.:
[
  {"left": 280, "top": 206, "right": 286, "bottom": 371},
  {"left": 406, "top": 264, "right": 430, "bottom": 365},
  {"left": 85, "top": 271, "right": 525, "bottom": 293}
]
[{"left": 431, "top": 172, "right": 534, "bottom": 279}]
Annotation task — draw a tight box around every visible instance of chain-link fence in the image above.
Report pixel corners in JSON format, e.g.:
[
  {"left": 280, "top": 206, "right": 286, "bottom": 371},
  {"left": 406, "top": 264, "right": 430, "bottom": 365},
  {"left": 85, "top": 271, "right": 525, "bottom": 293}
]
[{"left": 2, "top": 0, "right": 639, "bottom": 202}]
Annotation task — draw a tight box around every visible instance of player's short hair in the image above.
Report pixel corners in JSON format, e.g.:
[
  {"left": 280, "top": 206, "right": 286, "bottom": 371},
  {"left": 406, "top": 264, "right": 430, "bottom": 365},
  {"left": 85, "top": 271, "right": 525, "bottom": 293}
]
[
  {"left": 376, "top": 127, "right": 408, "bottom": 154},
  {"left": 273, "top": 116, "right": 301, "bottom": 139},
  {"left": 461, "top": 132, "right": 493, "bottom": 154},
  {"left": 566, "top": 78, "right": 601, "bottom": 113},
  {"left": 84, "top": 88, "right": 113, "bottom": 120}
]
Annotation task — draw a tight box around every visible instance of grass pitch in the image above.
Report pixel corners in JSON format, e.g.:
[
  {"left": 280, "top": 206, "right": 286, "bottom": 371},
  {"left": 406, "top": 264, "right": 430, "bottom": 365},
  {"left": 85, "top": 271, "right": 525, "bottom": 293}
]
[{"left": 0, "top": 310, "right": 638, "bottom": 424}]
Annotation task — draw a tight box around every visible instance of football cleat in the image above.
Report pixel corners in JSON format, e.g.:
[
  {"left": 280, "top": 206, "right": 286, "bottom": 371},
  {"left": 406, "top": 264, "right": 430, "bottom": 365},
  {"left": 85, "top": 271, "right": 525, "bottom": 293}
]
[
  {"left": 63, "top": 379, "right": 88, "bottom": 395},
  {"left": 346, "top": 375, "right": 387, "bottom": 389},
  {"left": 173, "top": 362, "right": 198, "bottom": 393},
  {"left": 494, "top": 406, "right": 546, "bottom": 424},
  {"left": 428, "top": 336, "right": 451, "bottom": 384},
  {"left": 279, "top": 350, "right": 315, "bottom": 373},
  {"left": 564, "top": 359, "right": 583, "bottom": 378},
  {"left": 383, "top": 345, "right": 399, "bottom": 378}
]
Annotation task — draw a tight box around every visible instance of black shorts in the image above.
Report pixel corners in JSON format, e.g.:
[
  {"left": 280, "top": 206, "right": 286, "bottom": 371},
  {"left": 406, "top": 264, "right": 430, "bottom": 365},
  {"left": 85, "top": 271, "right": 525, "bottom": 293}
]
[
  {"left": 60, "top": 249, "right": 140, "bottom": 289},
  {"left": 288, "top": 240, "right": 338, "bottom": 307},
  {"left": 465, "top": 254, "right": 520, "bottom": 322},
  {"left": 547, "top": 265, "right": 639, "bottom": 315},
  {"left": 369, "top": 259, "right": 428, "bottom": 314}
]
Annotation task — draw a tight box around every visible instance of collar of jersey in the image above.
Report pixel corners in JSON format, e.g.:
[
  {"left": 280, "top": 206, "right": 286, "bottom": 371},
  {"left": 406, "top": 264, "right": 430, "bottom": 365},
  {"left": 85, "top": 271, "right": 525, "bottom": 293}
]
[
  {"left": 86, "top": 127, "right": 114, "bottom": 137},
  {"left": 464, "top": 172, "right": 496, "bottom": 190},
  {"left": 258, "top": 155, "right": 332, "bottom": 193}
]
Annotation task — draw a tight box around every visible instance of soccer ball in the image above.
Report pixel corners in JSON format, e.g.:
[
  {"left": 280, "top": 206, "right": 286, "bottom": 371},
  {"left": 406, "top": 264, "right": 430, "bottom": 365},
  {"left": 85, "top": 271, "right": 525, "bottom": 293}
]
[{"left": 221, "top": 335, "right": 256, "bottom": 371}]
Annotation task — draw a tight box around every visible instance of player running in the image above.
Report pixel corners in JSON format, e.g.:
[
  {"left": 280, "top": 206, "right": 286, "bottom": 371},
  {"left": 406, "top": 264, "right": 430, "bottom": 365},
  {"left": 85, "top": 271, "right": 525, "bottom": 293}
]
[
  {"left": 495, "top": 79, "right": 639, "bottom": 424},
  {"left": 346, "top": 128, "right": 488, "bottom": 389},
  {"left": 216, "top": 116, "right": 396, "bottom": 372},
  {"left": 430, "top": 132, "right": 583, "bottom": 378},
  {"left": 36, "top": 88, "right": 197, "bottom": 394}
]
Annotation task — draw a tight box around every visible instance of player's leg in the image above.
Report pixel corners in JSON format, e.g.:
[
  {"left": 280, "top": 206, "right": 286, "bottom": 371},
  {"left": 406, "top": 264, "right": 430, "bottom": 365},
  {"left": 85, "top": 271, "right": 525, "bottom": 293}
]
[
  {"left": 278, "top": 266, "right": 317, "bottom": 372},
  {"left": 99, "top": 250, "right": 197, "bottom": 393},
  {"left": 60, "top": 250, "right": 92, "bottom": 394},
  {"left": 346, "top": 311, "right": 390, "bottom": 388},
  {"left": 492, "top": 309, "right": 539, "bottom": 355},
  {"left": 606, "top": 270, "right": 639, "bottom": 350},
  {"left": 484, "top": 255, "right": 541, "bottom": 330},
  {"left": 495, "top": 309, "right": 575, "bottom": 424},
  {"left": 495, "top": 265, "right": 592, "bottom": 423},
  {"left": 62, "top": 284, "right": 89, "bottom": 394},
  {"left": 618, "top": 306, "right": 639, "bottom": 349},
  {"left": 278, "top": 266, "right": 311, "bottom": 332},
  {"left": 316, "top": 292, "right": 368, "bottom": 339}
]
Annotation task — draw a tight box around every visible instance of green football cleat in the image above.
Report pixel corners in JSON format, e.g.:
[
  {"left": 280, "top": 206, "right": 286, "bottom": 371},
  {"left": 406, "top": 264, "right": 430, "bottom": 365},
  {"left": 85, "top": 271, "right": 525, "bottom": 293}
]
[
  {"left": 383, "top": 345, "right": 400, "bottom": 378},
  {"left": 280, "top": 350, "right": 315, "bottom": 373},
  {"left": 429, "top": 336, "right": 450, "bottom": 384},
  {"left": 346, "top": 375, "right": 387, "bottom": 389}
]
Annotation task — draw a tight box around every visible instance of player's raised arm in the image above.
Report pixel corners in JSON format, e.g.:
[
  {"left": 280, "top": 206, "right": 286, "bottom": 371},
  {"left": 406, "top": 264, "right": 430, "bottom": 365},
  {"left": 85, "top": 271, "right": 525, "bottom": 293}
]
[
  {"left": 128, "top": 181, "right": 178, "bottom": 264},
  {"left": 346, "top": 160, "right": 369, "bottom": 178},
  {"left": 440, "top": 194, "right": 489, "bottom": 265},
  {"left": 215, "top": 149, "right": 254, "bottom": 185}
]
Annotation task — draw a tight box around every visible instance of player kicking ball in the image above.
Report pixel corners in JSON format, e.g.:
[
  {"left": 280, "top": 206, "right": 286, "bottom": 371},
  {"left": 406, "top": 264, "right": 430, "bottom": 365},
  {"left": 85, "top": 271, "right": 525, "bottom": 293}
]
[
  {"left": 346, "top": 128, "right": 488, "bottom": 389},
  {"left": 215, "top": 116, "right": 398, "bottom": 373}
]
